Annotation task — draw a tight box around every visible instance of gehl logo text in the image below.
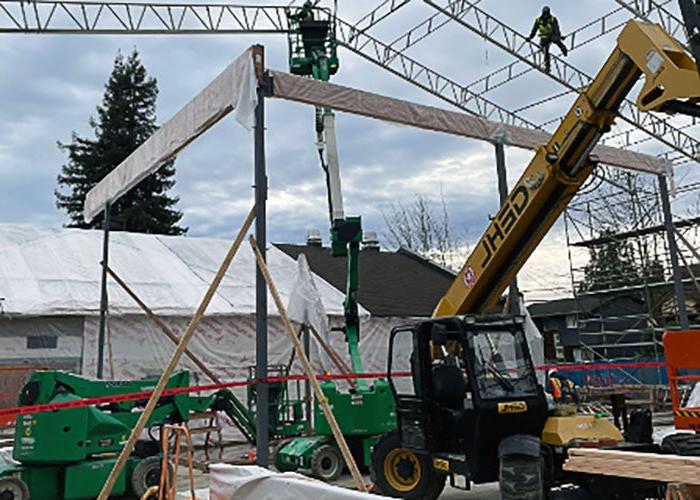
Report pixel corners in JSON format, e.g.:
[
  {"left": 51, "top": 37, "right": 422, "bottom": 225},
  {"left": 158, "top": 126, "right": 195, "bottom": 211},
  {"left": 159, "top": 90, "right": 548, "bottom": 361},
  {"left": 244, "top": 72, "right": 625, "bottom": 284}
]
[{"left": 480, "top": 184, "right": 530, "bottom": 269}]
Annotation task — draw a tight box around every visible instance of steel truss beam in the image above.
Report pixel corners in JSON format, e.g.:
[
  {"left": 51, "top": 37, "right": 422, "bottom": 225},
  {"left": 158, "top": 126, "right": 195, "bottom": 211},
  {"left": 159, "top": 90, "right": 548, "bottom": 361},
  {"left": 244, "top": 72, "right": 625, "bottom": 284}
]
[
  {"left": 334, "top": 15, "right": 541, "bottom": 130},
  {"left": 614, "top": 0, "right": 686, "bottom": 41},
  {"left": 425, "top": 0, "right": 700, "bottom": 163},
  {"left": 351, "top": 0, "right": 411, "bottom": 35},
  {"left": 0, "top": 0, "right": 289, "bottom": 33}
]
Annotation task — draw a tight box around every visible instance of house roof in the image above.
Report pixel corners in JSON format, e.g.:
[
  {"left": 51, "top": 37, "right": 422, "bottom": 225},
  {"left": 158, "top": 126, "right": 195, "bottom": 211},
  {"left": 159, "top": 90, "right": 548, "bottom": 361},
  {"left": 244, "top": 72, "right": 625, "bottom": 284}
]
[
  {"left": 274, "top": 243, "right": 456, "bottom": 317},
  {"left": 527, "top": 296, "right": 603, "bottom": 318},
  {"left": 0, "top": 224, "right": 354, "bottom": 317}
]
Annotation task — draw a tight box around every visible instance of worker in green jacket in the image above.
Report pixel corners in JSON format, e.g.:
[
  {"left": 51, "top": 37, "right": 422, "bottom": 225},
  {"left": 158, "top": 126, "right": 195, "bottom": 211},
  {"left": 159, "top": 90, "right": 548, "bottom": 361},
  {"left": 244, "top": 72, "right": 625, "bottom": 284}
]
[
  {"left": 292, "top": 0, "right": 315, "bottom": 23},
  {"left": 527, "top": 6, "right": 568, "bottom": 73}
]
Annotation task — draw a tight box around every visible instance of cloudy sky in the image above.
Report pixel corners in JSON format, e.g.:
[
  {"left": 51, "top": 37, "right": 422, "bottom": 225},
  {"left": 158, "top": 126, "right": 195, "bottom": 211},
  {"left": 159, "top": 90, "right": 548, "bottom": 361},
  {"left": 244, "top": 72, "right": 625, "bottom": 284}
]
[{"left": 1, "top": 0, "right": 699, "bottom": 302}]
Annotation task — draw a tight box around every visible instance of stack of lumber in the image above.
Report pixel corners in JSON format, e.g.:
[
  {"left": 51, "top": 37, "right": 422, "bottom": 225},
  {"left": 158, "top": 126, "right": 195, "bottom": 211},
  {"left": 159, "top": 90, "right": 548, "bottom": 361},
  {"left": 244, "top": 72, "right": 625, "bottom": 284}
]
[{"left": 564, "top": 448, "right": 700, "bottom": 485}]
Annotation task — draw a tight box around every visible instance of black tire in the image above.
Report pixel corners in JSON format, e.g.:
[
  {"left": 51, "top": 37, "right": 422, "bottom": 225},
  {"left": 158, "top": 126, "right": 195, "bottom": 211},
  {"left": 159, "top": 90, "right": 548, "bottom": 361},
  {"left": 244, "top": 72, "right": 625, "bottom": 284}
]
[
  {"left": 499, "top": 455, "right": 544, "bottom": 500},
  {"left": 370, "top": 430, "right": 446, "bottom": 500},
  {"left": 310, "top": 444, "right": 344, "bottom": 482},
  {"left": 661, "top": 433, "right": 700, "bottom": 456},
  {"left": 131, "top": 456, "right": 171, "bottom": 498},
  {"left": 0, "top": 477, "right": 30, "bottom": 500},
  {"left": 273, "top": 438, "right": 298, "bottom": 472}
]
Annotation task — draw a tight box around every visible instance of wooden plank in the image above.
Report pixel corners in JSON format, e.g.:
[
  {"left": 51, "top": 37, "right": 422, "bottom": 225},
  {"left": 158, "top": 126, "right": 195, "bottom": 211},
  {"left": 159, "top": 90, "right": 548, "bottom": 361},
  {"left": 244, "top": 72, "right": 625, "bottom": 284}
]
[
  {"left": 97, "top": 206, "right": 255, "bottom": 500},
  {"left": 249, "top": 235, "right": 368, "bottom": 493},
  {"left": 564, "top": 448, "right": 700, "bottom": 485}
]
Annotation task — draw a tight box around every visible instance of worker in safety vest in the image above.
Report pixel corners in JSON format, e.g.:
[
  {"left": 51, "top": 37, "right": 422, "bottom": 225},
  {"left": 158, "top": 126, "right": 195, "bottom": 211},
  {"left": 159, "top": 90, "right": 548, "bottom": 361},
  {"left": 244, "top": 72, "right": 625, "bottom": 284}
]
[
  {"left": 547, "top": 369, "right": 580, "bottom": 405},
  {"left": 527, "top": 6, "right": 568, "bottom": 73}
]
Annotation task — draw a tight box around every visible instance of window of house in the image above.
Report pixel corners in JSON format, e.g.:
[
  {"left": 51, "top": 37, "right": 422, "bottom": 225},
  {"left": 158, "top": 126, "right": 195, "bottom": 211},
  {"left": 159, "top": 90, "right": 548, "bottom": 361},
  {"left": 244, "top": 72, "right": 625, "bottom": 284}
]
[
  {"left": 26, "top": 335, "right": 58, "bottom": 349},
  {"left": 565, "top": 314, "right": 578, "bottom": 329}
]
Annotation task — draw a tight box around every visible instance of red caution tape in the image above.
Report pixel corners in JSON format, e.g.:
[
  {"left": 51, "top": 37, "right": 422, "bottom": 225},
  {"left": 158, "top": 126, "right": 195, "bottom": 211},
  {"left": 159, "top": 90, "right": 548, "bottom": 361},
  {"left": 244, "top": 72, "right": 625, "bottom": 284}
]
[{"left": 0, "top": 361, "right": 664, "bottom": 423}]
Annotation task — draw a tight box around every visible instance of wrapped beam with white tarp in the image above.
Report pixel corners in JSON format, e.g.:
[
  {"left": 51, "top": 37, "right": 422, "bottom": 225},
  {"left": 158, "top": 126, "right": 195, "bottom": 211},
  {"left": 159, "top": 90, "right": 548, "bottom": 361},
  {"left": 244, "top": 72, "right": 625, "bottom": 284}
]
[
  {"left": 269, "top": 70, "right": 669, "bottom": 174},
  {"left": 83, "top": 47, "right": 259, "bottom": 221},
  {"left": 83, "top": 47, "right": 669, "bottom": 222}
]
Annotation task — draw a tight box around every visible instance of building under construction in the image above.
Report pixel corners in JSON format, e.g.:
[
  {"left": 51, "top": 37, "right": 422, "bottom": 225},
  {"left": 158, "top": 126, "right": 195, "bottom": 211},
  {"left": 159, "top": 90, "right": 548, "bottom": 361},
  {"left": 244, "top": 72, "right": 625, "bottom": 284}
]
[{"left": 1, "top": 1, "right": 700, "bottom": 499}]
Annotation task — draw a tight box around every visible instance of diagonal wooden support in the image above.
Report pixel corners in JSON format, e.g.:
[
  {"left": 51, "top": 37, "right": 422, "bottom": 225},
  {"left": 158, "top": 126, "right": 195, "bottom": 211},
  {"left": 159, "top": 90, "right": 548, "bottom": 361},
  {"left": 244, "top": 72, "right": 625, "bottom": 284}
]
[
  {"left": 105, "top": 264, "right": 222, "bottom": 385},
  {"left": 97, "top": 206, "right": 255, "bottom": 500},
  {"left": 249, "top": 235, "right": 368, "bottom": 492}
]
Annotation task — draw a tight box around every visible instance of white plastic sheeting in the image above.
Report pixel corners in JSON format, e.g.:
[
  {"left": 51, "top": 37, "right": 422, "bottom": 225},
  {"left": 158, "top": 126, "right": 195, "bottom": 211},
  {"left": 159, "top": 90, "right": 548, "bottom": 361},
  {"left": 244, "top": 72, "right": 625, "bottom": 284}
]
[
  {"left": 78, "top": 314, "right": 397, "bottom": 382},
  {"left": 207, "top": 465, "right": 389, "bottom": 500},
  {"left": 687, "top": 383, "right": 700, "bottom": 409},
  {"left": 286, "top": 254, "right": 332, "bottom": 370},
  {"left": 523, "top": 298, "right": 546, "bottom": 387},
  {"left": 83, "top": 48, "right": 257, "bottom": 222},
  {"left": 0, "top": 224, "right": 355, "bottom": 318}
]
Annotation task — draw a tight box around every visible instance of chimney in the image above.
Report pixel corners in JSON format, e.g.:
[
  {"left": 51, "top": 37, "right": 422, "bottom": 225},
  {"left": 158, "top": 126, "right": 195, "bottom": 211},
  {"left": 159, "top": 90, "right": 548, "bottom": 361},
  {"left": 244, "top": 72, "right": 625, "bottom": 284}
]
[
  {"left": 307, "top": 229, "right": 322, "bottom": 247},
  {"left": 362, "top": 231, "right": 380, "bottom": 251}
]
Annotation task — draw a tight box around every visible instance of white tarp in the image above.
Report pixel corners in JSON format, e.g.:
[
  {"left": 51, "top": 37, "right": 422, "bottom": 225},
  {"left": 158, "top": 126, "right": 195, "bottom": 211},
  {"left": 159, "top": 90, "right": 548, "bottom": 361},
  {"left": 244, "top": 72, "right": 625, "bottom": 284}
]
[
  {"left": 207, "top": 465, "right": 389, "bottom": 500},
  {"left": 523, "top": 298, "right": 546, "bottom": 386},
  {"left": 287, "top": 254, "right": 332, "bottom": 370},
  {"left": 83, "top": 48, "right": 257, "bottom": 222},
  {"left": 0, "top": 224, "right": 366, "bottom": 318},
  {"left": 687, "top": 383, "right": 700, "bottom": 408}
]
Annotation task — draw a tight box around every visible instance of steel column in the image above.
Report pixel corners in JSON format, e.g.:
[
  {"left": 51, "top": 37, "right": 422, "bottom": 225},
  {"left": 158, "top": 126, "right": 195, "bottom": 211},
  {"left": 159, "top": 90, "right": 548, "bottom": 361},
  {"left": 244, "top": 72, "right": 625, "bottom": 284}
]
[
  {"left": 96, "top": 202, "right": 110, "bottom": 379},
  {"left": 492, "top": 129, "right": 520, "bottom": 315},
  {"left": 658, "top": 173, "right": 690, "bottom": 329},
  {"left": 254, "top": 73, "right": 269, "bottom": 467}
]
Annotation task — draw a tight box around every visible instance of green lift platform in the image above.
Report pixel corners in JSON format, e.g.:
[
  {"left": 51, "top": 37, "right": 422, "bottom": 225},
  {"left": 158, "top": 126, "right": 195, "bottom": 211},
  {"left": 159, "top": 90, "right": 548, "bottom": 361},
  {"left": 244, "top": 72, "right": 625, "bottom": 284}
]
[{"left": 274, "top": 4, "right": 396, "bottom": 481}]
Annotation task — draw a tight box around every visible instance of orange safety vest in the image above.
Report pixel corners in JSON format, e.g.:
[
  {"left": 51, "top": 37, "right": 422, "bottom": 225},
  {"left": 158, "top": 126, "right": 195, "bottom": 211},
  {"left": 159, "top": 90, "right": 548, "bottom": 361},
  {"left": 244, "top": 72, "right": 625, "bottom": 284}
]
[{"left": 549, "top": 377, "right": 562, "bottom": 399}]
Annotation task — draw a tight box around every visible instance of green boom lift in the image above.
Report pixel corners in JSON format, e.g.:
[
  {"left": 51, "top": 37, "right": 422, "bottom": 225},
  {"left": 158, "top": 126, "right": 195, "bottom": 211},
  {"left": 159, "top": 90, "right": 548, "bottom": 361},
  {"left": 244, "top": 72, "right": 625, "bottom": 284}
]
[
  {"left": 274, "top": 3, "right": 396, "bottom": 481},
  {"left": 0, "top": 368, "right": 306, "bottom": 499}
]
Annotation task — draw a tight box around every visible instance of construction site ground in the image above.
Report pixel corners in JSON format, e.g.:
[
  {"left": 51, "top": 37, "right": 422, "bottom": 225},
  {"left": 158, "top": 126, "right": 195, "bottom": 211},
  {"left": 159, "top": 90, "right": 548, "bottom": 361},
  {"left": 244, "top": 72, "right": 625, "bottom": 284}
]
[
  {"left": 172, "top": 440, "right": 499, "bottom": 499},
  {"left": 170, "top": 410, "right": 678, "bottom": 499}
]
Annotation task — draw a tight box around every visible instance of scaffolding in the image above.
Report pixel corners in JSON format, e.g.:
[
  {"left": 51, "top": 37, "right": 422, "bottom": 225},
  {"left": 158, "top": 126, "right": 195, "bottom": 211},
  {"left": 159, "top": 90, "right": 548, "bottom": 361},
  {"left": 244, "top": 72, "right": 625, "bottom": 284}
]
[{"left": 562, "top": 169, "right": 700, "bottom": 383}]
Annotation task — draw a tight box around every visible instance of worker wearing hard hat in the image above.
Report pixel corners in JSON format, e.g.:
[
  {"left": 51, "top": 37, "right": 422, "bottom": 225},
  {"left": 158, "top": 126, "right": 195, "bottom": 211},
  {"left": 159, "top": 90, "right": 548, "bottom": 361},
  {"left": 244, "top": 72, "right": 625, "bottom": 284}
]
[
  {"left": 527, "top": 6, "right": 568, "bottom": 73},
  {"left": 547, "top": 369, "right": 580, "bottom": 415},
  {"left": 294, "top": 0, "right": 315, "bottom": 22}
]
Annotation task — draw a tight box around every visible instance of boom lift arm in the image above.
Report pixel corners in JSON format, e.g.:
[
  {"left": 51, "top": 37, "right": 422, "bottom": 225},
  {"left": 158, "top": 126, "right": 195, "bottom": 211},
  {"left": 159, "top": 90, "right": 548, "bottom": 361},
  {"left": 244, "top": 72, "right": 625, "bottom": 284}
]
[{"left": 433, "top": 20, "right": 700, "bottom": 318}]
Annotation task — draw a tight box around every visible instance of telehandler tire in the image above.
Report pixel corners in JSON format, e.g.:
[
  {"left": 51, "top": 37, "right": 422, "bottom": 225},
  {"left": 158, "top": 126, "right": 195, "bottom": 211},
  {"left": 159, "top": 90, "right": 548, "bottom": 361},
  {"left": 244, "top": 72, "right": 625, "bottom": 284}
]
[
  {"left": 499, "top": 455, "right": 543, "bottom": 500},
  {"left": 370, "top": 430, "right": 445, "bottom": 500}
]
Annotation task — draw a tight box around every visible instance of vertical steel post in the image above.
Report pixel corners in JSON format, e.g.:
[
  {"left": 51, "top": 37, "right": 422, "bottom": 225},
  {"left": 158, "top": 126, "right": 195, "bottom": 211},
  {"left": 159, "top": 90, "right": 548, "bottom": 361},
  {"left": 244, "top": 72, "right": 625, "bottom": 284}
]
[
  {"left": 492, "top": 129, "right": 520, "bottom": 315},
  {"left": 302, "top": 324, "right": 312, "bottom": 434},
  {"left": 96, "top": 203, "right": 111, "bottom": 379},
  {"left": 254, "top": 64, "right": 270, "bottom": 467},
  {"left": 659, "top": 173, "right": 690, "bottom": 329}
]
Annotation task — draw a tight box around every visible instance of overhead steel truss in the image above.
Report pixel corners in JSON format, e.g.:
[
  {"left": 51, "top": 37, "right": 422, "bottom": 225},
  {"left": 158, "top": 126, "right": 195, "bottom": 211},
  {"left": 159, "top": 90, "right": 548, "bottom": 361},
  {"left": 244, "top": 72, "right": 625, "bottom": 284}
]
[
  {"left": 425, "top": 0, "right": 700, "bottom": 164},
  {"left": 0, "top": 0, "right": 290, "bottom": 33},
  {"left": 615, "top": 0, "right": 687, "bottom": 42},
  {"left": 465, "top": 5, "right": 631, "bottom": 98},
  {"left": 0, "top": 0, "right": 698, "bottom": 165}
]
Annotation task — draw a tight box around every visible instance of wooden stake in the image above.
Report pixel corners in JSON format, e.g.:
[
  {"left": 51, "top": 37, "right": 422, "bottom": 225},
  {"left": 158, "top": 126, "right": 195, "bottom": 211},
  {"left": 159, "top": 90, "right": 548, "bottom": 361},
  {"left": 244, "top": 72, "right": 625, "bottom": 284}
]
[
  {"left": 105, "top": 264, "right": 222, "bottom": 385},
  {"left": 249, "top": 235, "right": 367, "bottom": 492},
  {"left": 97, "top": 206, "right": 255, "bottom": 500},
  {"left": 307, "top": 324, "right": 357, "bottom": 390}
]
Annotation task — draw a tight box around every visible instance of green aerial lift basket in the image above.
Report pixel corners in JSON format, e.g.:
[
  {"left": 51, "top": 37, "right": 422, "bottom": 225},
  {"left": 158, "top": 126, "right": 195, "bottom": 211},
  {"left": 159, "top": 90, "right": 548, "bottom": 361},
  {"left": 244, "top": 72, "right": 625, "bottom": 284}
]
[{"left": 287, "top": 7, "right": 339, "bottom": 81}]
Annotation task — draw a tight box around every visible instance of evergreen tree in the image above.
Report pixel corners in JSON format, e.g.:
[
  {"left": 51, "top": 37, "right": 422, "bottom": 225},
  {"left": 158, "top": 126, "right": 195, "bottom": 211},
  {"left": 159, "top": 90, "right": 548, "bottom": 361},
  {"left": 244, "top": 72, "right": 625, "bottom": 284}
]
[
  {"left": 56, "top": 50, "right": 187, "bottom": 235},
  {"left": 579, "top": 228, "right": 640, "bottom": 292}
]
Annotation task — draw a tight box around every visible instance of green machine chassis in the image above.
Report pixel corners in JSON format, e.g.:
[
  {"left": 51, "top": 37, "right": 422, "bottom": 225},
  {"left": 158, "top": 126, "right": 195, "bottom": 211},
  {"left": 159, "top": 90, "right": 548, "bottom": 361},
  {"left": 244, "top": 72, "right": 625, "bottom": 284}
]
[
  {"left": 0, "top": 368, "right": 306, "bottom": 499},
  {"left": 276, "top": 8, "right": 396, "bottom": 479}
]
